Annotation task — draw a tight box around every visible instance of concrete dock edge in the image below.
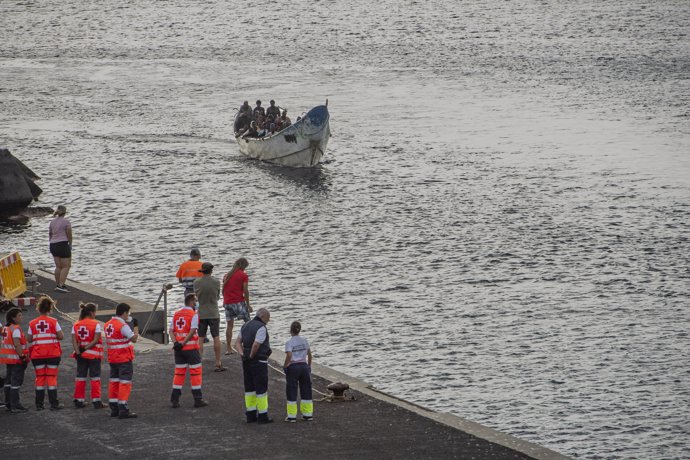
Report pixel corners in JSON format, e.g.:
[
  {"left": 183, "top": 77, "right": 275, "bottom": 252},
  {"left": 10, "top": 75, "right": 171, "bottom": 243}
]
[
  {"left": 23, "top": 264, "right": 571, "bottom": 460},
  {"left": 272, "top": 349, "right": 571, "bottom": 460}
]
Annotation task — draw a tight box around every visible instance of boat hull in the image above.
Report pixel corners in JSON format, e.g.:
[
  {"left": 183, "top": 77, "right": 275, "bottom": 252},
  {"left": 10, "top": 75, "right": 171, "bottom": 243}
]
[{"left": 235, "top": 105, "right": 330, "bottom": 167}]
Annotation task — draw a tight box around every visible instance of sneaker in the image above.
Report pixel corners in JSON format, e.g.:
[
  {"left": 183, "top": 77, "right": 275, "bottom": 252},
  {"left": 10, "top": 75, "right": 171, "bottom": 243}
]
[
  {"left": 93, "top": 401, "right": 105, "bottom": 409},
  {"left": 11, "top": 406, "right": 29, "bottom": 413},
  {"left": 118, "top": 411, "right": 138, "bottom": 419},
  {"left": 74, "top": 400, "right": 86, "bottom": 409},
  {"left": 193, "top": 399, "right": 209, "bottom": 408},
  {"left": 284, "top": 417, "right": 296, "bottom": 423},
  {"left": 257, "top": 417, "right": 274, "bottom": 425},
  {"left": 302, "top": 416, "right": 313, "bottom": 422},
  {"left": 54, "top": 285, "right": 69, "bottom": 293},
  {"left": 171, "top": 401, "right": 180, "bottom": 409}
]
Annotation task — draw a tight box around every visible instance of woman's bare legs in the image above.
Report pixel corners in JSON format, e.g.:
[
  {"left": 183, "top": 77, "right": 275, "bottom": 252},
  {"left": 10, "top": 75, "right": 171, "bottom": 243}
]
[
  {"left": 53, "top": 256, "right": 61, "bottom": 284},
  {"left": 225, "top": 319, "right": 235, "bottom": 354},
  {"left": 58, "top": 257, "right": 71, "bottom": 286}
]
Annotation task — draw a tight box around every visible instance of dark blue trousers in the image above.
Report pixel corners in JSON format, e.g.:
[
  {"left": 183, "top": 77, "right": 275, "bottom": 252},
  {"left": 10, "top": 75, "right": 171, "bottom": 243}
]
[{"left": 285, "top": 362, "right": 312, "bottom": 402}]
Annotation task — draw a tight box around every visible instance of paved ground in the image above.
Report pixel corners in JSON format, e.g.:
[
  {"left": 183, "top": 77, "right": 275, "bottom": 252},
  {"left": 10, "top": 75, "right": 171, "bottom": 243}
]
[{"left": 1, "top": 275, "right": 535, "bottom": 459}]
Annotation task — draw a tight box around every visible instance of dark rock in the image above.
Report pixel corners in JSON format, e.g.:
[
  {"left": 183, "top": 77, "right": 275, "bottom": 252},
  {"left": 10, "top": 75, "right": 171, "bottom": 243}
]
[
  {"left": 1, "top": 214, "right": 30, "bottom": 225},
  {"left": 12, "top": 156, "right": 40, "bottom": 180},
  {"left": 20, "top": 206, "right": 54, "bottom": 218},
  {"left": 0, "top": 148, "right": 41, "bottom": 212}
]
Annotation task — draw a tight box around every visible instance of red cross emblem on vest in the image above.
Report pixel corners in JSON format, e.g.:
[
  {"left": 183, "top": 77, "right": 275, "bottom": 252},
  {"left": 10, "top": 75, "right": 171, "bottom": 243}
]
[
  {"left": 105, "top": 324, "right": 115, "bottom": 337},
  {"left": 175, "top": 317, "right": 187, "bottom": 330},
  {"left": 36, "top": 319, "right": 50, "bottom": 334},
  {"left": 77, "top": 325, "right": 89, "bottom": 341}
]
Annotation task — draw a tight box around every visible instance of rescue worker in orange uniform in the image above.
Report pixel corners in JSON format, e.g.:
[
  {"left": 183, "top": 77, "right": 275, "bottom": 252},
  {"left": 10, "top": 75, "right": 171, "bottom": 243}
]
[
  {"left": 0, "top": 322, "right": 4, "bottom": 409},
  {"left": 1, "top": 308, "right": 29, "bottom": 413},
  {"left": 27, "top": 296, "right": 64, "bottom": 410},
  {"left": 71, "top": 302, "right": 104, "bottom": 409},
  {"left": 105, "top": 302, "right": 138, "bottom": 419},
  {"left": 170, "top": 293, "right": 208, "bottom": 408},
  {"left": 176, "top": 248, "right": 203, "bottom": 296}
]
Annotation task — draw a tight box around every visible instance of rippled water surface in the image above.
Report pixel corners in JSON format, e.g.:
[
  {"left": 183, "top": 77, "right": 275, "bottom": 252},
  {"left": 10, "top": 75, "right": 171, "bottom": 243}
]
[{"left": 2, "top": 1, "right": 689, "bottom": 458}]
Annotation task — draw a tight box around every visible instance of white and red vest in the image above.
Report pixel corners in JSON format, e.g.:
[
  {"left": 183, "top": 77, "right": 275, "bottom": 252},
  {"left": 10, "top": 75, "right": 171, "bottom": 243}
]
[
  {"left": 28, "top": 316, "right": 61, "bottom": 359},
  {"left": 0, "top": 324, "right": 28, "bottom": 364},
  {"left": 105, "top": 317, "right": 134, "bottom": 363},
  {"left": 172, "top": 307, "right": 199, "bottom": 351},
  {"left": 73, "top": 318, "right": 103, "bottom": 360}
]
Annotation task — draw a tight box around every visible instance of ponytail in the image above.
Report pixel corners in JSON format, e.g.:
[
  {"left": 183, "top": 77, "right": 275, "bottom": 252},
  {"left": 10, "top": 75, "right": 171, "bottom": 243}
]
[{"left": 79, "top": 302, "right": 98, "bottom": 320}]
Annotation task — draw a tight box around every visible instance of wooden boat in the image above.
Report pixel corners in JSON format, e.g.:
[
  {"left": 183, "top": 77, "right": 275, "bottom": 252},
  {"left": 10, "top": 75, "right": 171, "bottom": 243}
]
[{"left": 233, "top": 102, "right": 330, "bottom": 167}]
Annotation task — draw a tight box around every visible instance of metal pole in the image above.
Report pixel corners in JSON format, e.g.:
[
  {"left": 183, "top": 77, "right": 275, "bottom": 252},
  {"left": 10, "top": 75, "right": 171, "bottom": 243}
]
[
  {"left": 140, "top": 284, "right": 166, "bottom": 338},
  {"left": 163, "top": 288, "right": 168, "bottom": 345}
]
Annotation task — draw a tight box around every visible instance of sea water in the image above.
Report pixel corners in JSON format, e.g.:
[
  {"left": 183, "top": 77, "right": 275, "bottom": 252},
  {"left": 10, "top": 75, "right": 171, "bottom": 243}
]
[{"left": 1, "top": 1, "right": 689, "bottom": 458}]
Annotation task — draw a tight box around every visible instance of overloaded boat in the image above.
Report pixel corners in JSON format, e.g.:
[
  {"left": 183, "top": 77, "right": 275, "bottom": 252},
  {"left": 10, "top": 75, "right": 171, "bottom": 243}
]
[{"left": 233, "top": 102, "right": 330, "bottom": 168}]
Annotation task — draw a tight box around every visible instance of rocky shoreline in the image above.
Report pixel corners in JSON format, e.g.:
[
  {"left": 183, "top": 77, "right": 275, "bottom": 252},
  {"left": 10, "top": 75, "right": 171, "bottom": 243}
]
[{"left": 0, "top": 148, "right": 52, "bottom": 223}]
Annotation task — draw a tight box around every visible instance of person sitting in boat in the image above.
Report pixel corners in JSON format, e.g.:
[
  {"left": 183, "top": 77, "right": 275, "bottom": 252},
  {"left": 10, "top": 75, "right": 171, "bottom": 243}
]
[
  {"left": 253, "top": 100, "right": 265, "bottom": 119},
  {"left": 235, "top": 121, "right": 249, "bottom": 138},
  {"left": 236, "top": 101, "right": 253, "bottom": 134},
  {"left": 280, "top": 110, "right": 291, "bottom": 127},
  {"left": 266, "top": 100, "right": 281, "bottom": 119},
  {"left": 239, "top": 101, "right": 252, "bottom": 117},
  {"left": 256, "top": 124, "right": 268, "bottom": 138},
  {"left": 255, "top": 113, "right": 266, "bottom": 131},
  {"left": 241, "top": 121, "right": 260, "bottom": 139}
]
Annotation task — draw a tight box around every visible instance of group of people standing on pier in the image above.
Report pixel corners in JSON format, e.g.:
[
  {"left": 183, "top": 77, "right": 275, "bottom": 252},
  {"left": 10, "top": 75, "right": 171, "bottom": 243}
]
[
  {"left": 0, "top": 297, "right": 139, "bottom": 418},
  {"left": 0, "top": 248, "right": 314, "bottom": 424},
  {"left": 176, "top": 248, "right": 314, "bottom": 423}
]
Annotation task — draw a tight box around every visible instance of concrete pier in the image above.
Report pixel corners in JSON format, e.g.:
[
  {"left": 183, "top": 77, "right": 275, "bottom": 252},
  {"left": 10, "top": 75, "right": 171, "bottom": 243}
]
[{"left": 2, "top": 269, "right": 571, "bottom": 460}]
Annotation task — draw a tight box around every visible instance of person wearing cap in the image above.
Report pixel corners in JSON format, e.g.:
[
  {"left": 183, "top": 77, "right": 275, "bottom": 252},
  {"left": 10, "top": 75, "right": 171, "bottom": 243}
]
[
  {"left": 176, "top": 248, "right": 203, "bottom": 296},
  {"left": 48, "top": 205, "right": 72, "bottom": 293},
  {"left": 193, "top": 262, "right": 225, "bottom": 372},
  {"left": 266, "top": 100, "right": 281, "bottom": 119}
]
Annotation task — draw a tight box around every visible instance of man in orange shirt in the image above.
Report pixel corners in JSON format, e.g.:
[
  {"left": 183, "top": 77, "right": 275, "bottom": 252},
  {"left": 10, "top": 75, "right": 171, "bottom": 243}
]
[{"left": 176, "top": 248, "right": 203, "bottom": 296}]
